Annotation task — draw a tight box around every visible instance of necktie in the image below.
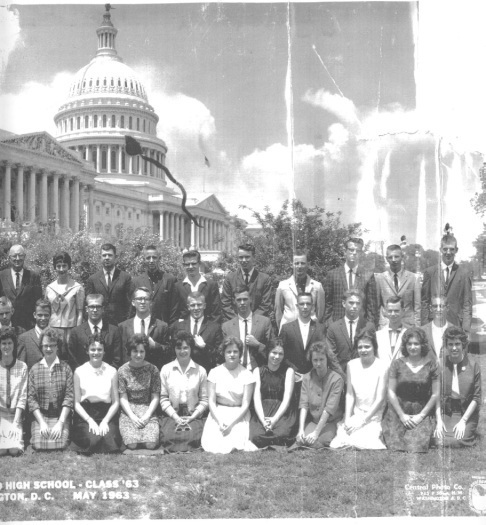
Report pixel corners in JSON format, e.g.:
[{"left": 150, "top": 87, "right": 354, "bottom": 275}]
[
  {"left": 15, "top": 272, "right": 20, "bottom": 290},
  {"left": 107, "top": 271, "right": 112, "bottom": 287},
  {"left": 244, "top": 272, "right": 249, "bottom": 286},
  {"left": 94, "top": 325, "right": 99, "bottom": 335},
  {"left": 349, "top": 320, "right": 354, "bottom": 345},
  {"left": 445, "top": 267, "right": 450, "bottom": 286},
  {"left": 242, "top": 319, "right": 248, "bottom": 368},
  {"left": 451, "top": 364, "right": 460, "bottom": 397},
  {"left": 141, "top": 319, "right": 145, "bottom": 336},
  {"left": 193, "top": 319, "right": 198, "bottom": 336},
  {"left": 394, "top": 273, "right": 399, "bottom": 293},
  {"left": 348, "top": 269, "right": 353, "bottom": 290}
]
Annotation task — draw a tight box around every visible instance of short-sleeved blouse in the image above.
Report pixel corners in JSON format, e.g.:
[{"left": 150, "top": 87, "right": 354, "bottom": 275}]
[
  {"left": 75, "top": 362, "right": 117, "bottom": 403},
  {"left": 0, "top": 360, "right": 28, "bottom": 411},
  {"left": 46, "top": 279, "right": 85, "bottom": 328},
  {"left": 208, "top": 364, "right": 255, "bottom": 407},
  {"left": 118, "top": 362, "right": 161, "bottom": 405}
]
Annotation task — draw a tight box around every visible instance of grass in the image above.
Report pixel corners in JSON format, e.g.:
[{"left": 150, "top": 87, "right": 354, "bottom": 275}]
[{"left": 2, "top": 354, "right": 485, "bottom": 520}]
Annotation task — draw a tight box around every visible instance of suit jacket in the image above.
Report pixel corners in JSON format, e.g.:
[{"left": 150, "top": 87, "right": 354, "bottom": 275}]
[
  {"left": 86, "top": 268, "right": 132, "bottom": 326},
  {"left": 172, "top": 317, "right": 223, "bottom": 372},
  {"left": 0, "top": 268, "right": 43, "bottom": 329},
  {"left": 420, "top": 321, "right": 454, "bottom": 359},
  {"left": 323, "top": 265, "right": 378, "bottom": 328},
  {"left": 421, "top": 262, "right": 472, "bottom": 333},
  {"left": 130, "top": 271, "right": 178, "bottom": 325},
  {"left": 118, "top": 317, "right": 170, "bottom": 370},
  {"left": 173, "top": 279, "right": 222, "bottom": 324},
  {"left": 279, "top": 319, "right": 344, "bottom": 378},
  {"left": 375, "top": 326, "right": 407, "bottom": 365},
  {"left": 222, "top": 314, "right": 275, "bottom": 370},
  {"left": 375, "top": 269, "right": 421, "bottom": 328},
  {"left": 67, "top": 321, "right": 122, "bottom": 371},
  {"left": 17, "top": 328, "right": 44, "bottom": 369},
  {"left": 221, "top": 268, "right": 273, "bottom": 321},
  {"left": 274, "top": 274, "right": 325, "bottom": 331},
  {"left": 326, "top": 316, "right": 375, "bottom": 373}
]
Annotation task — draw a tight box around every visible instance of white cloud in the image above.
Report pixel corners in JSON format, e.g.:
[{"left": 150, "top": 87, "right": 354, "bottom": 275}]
[{"left": 0, "top": 7, "right": 21, "bottom": 84}]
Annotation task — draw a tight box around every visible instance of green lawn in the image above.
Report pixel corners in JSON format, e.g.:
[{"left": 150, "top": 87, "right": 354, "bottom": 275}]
[{"left": 2, "top": 355, "right": 485, "bottom": 520}]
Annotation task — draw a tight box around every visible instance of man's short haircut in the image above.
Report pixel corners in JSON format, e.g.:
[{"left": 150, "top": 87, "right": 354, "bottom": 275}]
[
  {"left": 297, "top": 292, "right": 313, "bottom": 302},
  {"left": 144, "top": 244, "right": 158, "bottom": 253},
  {"left": 35, "top": 298, "right": 52, "bottom": 313},
  {"left": 342, "top": 288, "right": 363, "bottom": 302},
  {"left": 101, "top": 242, "right": 116, "bottom": 254},
  {"left": 386, "top": 244, "right": 402, "bottom": 253},
  {"left": 9, "top": 244, "right": 25, "bottom": 256},
  {"left": 238, "top": 243, "right": 255, "bottom": 255},
  {"left": 183, "top": 250, "right": 201, "bottom": 263},
  {"left": 187, "top": 291, "right": 206, "bottom": 303},
  {"left": 386, "top": 295, "right": 404, "bottom": 308},
  {"left": 234, "top": 285, "right": 250, "bottom": 296},
  {"left": 344, "top": 238, "right": 364, "bottom": 250},
  {"left": 293, "top": 249, "right": 308, "bottom": 259},
  {"left": 86, "top": 293, "right": 105, "bottom": 305},
  {"left": 441, "top": 234, "right": 457, "bottom": 247},
  {"left": 131, "top": 286, "right": 152, "bottom": 300},
  {"left": 0, "top": 296, "right": 13, "bottom": 309},
  {"left": 431, "top": 295, "right": 448, "bottom": 306}
]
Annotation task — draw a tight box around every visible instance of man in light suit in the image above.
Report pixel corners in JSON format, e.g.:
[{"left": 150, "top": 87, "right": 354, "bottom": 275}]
[
  {"left": 221, "top": 243, "right": 273, "bottom": 321},
  {"left": 118, "top": 286, "right": 170, "bottom": 369},
  {"left": 222, "top": 286, "right": 275, "bottom": 371},
  {"left": 375, "top": 244, "right": 421, "bottom": 329},
  {"left": 85, "top": 243, "right": 132, "bottom": 326},
  {"left": 421, "top": 295, "right": 455, "bottom": 359},
  {"left": 323, "top": 238, "right": 377, "bottom": 328},
  {"left": 376, "top": 296, "right": 407, "bottom": 365},
  {"left": 68, "top": 294, "right": 122, "bottom": 371},
  {"left": 421, "top": 234, "right": 472, "bottom": 334},
  {"left": 280, "top": 292, "right": 344, "bottom": 378},
  {"left": 326, "top": 289, "right": 375, "bottom": 374},
  {"left": 172, "top": 292, "right": 223, "bottom": 372},
  {"left": 130, "top": 244, "right": 179, "bottom": 325},
  {"left": 275, "top": 251, "right": 325, "bottom": 332},
  {"left": 17, "top": 299, "right": 52, "bottom": 369},
  {"left": 0, "top": 244, "right": 43, "bottom": 330}
]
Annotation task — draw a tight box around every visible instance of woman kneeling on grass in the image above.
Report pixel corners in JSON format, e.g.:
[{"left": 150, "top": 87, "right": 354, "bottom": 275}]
[
  {"left": 201, "top": 337, "right": 257, "bottom": 453},
  {"left": 70, "top": 334, "right": 121, "bottom": 454},
  {"left": 330, "top": 329, "right": 387, "bottom": 450},
  {"left": 295, "top": 341, "right": 344, "bottom": 449},
  {"left": 28, "top": 328, "right": 73, "bottom": 451},
  {"left": 118, "top": 334, "right": 161, "bottom": 452},
  {"left": 382, "top": 327, "right": 439, "bottom": 453},
  {"left": 249, "top": 339, "right": 296, "bottom": 448},
  {"left": 0, "top": 327, "right": 27, "bottom": 456},
  {"left": 159, "top": 331, "right": 208, "bottom": 452},
  {"left": 435, "top": 326, "right": 482, "bottom": 447}
]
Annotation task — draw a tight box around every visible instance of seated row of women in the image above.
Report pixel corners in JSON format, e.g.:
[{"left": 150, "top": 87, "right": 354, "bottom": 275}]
[{"left": 0, "top": 324, "right": 481, "bottom": 456}]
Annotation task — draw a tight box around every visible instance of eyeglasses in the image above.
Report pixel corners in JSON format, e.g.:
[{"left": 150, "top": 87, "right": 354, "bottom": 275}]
[
  {"left": 430, "top": 304, "right": 447, "bottom": 310},
  {"left": 134, "top": 297, "right": 149, "bottom": 302},
  {"left": 41, "top": 343, "right": 58, "bottom": 349},
  {"left": 87, "top": 305, "right": 103, "bottom": 310}
]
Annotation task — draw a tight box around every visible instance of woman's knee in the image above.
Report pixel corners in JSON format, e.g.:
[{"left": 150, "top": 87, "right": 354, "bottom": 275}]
[{"left": 126, "top": 443, "right": 137, "bottom": 450}]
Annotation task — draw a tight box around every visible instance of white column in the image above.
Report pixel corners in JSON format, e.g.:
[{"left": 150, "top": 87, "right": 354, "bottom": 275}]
[
  {"left": 39, "top": 171, "right": 48, "bottom": 222},
  {"left": 88, "top": 185, "right": 94, "bottom": 229},
  {"left": 138, "top": 153, "right": 143, "bottom": 175},
  {"left": 52, "top": 173, "right": 60, "bottom": 223},
  {"left": 3, "top": 163, "right": 11, "bottom": 222},
  {"left": 118, "top": 146, "right": 123, "bottom": 174},
  {"left": 191, "top": 219, "right": 195, "bottom": 249},
  {"left": 129, "top": 156, "right": 133, "bottom": 175},
  {"left": 16, "top": 165, "right": 24, "bottom": 221},
  {"left": 107, "top": 145, "right": 112, "bottom": 173},
  {"left": 180, "top": 216, "right": 185, "bottom": 248},
  {"left": 174, "top": 213, "right": 180, "bottom": 247},
  {"left": 60, "top": 176, "right": 70, "bottom": 228},
  {"left": 79, "top": 183, "right": 85, "bottom": 229},
  {"left": 28, "top": 168, "right": 36, "bottom": 221},
  {"left": 96, "top": 145, "right": 101, "bottom": 173},
  {"left": 159, "top": 211, "right": 164, "bottom": 240}
]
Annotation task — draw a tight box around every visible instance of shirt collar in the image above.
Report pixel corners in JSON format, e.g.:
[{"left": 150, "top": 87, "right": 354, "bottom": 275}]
[
  {"left": 241, "top": 267, "right": 254, "bottom": 279},
  {"left": 192, "top": 315, "right": 204, "bottom": 325},
  {"left": 88, "top": 320, "right": 102, "bottom": 331},
  {"left": 40, "top": 356, "right": 60, "bottom": 368},
  {"left": 441, "top": 261, "right": 454, "bottom": 271},
  {"left": 172, "top": 358, "right": 197, "bottom": 373},
  {"left": 183, "top": 274, "right": 207, "bottom": 286},
  {"left": 344, "top": 263, "right": 357, "bottom": 274},
  {"left": 238, "top": 314, "right": 252, "bottom": 322},
  {"left": 135, "top": 314, "right": 151, "bottom": 324},
  {"left": 11, "top": 268, "right": 23, "bottom": 278}
]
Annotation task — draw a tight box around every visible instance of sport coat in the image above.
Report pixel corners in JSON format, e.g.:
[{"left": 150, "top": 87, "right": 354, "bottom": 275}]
[
  {"left": 118, "top": 316, "right": 170, "bottom": 369},
  {"left": 279, "top": 318, "right": 344, "bottom": 378},
  {"left": 68, "top": 321, "right": 122, "bottom": 371},
  {"left": 222, "top": 314, "right": 275, "bottom": 370},
  {"left": 274, "top": 274, "right": 325, "bottom": 331},
  {"left": 420, "top": 320, "right": 454, "bottom": 359},
  {"left": 173, "top": 278, "right": 222, "bottom": 324},
  {"left": 221, "top": 268, "right": 273, "bottom": 321},
  {"left": 0, "top": 268, "right": 43, "bottom": 329},
  {"left": 86, "top": 268, "right": 132, "bottom": 326},
  {"left": 172, "top": 317, "right": 223, "bottom": 372},
  {"left": 326, "top": 316, "right": 375, "bottom": 373},
  {"left": 421, "top": 262, "right": 472, "bottom": 333},
  {"left": 375, "top": 269, "right": 421, "bottom": 329},
  {"left": 17, "top": 329, "right": 44, "bottom": 369},
  {"left": 323, "top": 265, "right": 378, "bottom": 328},
  {"left": 130, "top": 270, "right": 179, "bottom": 325},
  {"left": 375, "top": 326, "right": 407, "bottom": 365}
]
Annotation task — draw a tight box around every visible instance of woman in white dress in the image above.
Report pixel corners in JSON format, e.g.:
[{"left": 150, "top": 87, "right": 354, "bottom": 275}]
[
  {"left": 331, "top": 328, "right": 387, "bottom": 450},
  {"left": 201, "top": 337, "right": 257, "bottom": 454}
]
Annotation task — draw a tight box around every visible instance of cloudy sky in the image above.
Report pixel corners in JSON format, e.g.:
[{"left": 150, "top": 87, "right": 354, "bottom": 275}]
[{"left": 1, "top": 1, "right": 485, "bottom": 258}]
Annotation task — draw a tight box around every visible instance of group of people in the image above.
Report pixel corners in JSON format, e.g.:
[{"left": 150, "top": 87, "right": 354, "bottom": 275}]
[{"left": 0, "top": 234, "right": 481, "bottom": 456}]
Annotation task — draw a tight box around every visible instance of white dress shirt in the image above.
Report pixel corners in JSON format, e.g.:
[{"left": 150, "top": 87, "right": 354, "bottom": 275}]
[
  {"left": 298, "top": 319, "right": 311, "bottom": 347},
  {"left": 183, "top": 274, "right": 207, "bottom": 292},
  {"left": 134, "top": 315, "right": 151, "bottom": 335}
]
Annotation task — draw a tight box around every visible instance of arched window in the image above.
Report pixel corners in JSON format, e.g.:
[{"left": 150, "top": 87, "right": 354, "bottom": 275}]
[
  {"left": 95, "top": 222, "right": 102, "bottom": 235},
  {"left": 121, "top": 152, "right": 126, "bottom": 171},
  {"left": 105, "top": 223, "right": 111, "bottom": 235},
  {"left": 77, "top": 116, "right": 81, "bottom": 129},
  {"left": 128, "top": 116, "right": 132, "bottom": 129},
  {"left": 110, "top": 149, "right": 116, "bottom": 172},
  {"left": 120, "top": 116, "right": 125, "bottom": 128},
  {"left": 92, "top": 149, "right": 97, "bottom": 168},
  {"left": 136, "top": 118, "right": 140, "bottom": 131},
  {"left": 84, "top": 115, "right": 89, "bottom": 128},
  {"left": 94, "top": 115, "right": 98, "bottom": 128},
  {"left": 70, "top": 118, "right": 73, "bottom": 131},
  {"left": 111, "top": 115, "right": 115, "bottom": 127},
  {"left": 102, "top": 115, "right": 107, "bottom": 127},
  {"left": 101, "top": 149, "right": 107, "bottom": 170}
]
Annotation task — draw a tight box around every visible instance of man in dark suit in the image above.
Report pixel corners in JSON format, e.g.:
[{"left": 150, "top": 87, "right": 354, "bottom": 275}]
[
  {"left": 118, "top": 286, "right": 170, "bottom": 369},
  {"left": 17, "top": 299, "right": 52, "bottom": 369},
  {"left": 67, "top": 294, "right": 122, "bottom": 371},
  {"left": 0, "top": 244, "right": 43, "bottom": 329},
  {"left": 173, "top": 250, "right": 221, "bottom": 323},
  {"left": 130, "top": 244, "right": 178, "bottom": 325},
  {"left": 280, "top": 292, "right": 344, "bottom": 378},
  {"left": 85, "top": 243, "right": 132, "bottom": 326},
  {"left": 172, "top": 291, "right": 223, "bottom": 372},
  {"left": 222, "top": 286, "right": 275, "bottom": 371},
  {"left": 326, "top": 289, "right": 375, "bottom": 373},
  {"left": 421, "top": 234, "right": 472, "bottom": 333},
  {"left": 323, "top": 238, "right": 377, "bottom": 328},
  {"left": 221, "top": 243, "right": 272, "bottom": 321}
]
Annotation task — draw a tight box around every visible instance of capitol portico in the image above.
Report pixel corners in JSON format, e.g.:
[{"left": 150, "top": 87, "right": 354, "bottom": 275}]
[{"left": 0, "top": 6, "right": 235, "bottom": 253}]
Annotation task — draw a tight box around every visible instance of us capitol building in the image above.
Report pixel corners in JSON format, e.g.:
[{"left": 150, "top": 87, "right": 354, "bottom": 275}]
[{"left": 0, "top": 7, "right": 236, "bottom": 254}]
